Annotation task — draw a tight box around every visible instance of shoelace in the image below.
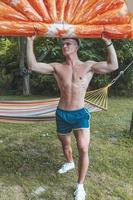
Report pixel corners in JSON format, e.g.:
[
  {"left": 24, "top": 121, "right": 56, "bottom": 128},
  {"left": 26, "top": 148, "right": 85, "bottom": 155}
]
[{"left": 62, "top": 163, "right": 68, "bottom": 170}]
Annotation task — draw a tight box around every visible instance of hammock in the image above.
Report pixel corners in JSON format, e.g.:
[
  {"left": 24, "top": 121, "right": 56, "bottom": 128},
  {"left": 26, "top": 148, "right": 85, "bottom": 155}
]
[
  {"left": 0, "top": 99, "right": 102, "bottom": 123},
  {"left": 0, "top": 61, "right": 132, "bottom": 123},
  {"left": 0, "top": 0, "right": 132, "bottom": 38}
]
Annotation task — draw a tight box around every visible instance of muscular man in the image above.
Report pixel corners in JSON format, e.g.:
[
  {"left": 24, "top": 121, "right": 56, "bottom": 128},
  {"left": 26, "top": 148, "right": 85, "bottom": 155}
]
[{"left": 27, "top": 36, "right": 118, "bottom": 200}]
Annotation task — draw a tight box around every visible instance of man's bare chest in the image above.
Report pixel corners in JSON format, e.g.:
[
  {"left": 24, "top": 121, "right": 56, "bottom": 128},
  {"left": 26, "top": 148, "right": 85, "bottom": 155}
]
[
  {"left": 55, "top": 68, "right": 93, "bottom": 92},
  {"left": 57, "top": 66, "right": 88, "bottom": 82}
]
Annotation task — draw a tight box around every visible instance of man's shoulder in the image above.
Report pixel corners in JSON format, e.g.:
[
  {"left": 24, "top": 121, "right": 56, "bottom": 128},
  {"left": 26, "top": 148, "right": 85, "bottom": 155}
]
[
  {"left": 83, "top": 60, "right": 97, "bottom": 73},
  {"left": 50, "top": 62, "right": 63, "bottom": 68},
  {"left": 85, "top": 60, "right": 97, "bottom": 65}
]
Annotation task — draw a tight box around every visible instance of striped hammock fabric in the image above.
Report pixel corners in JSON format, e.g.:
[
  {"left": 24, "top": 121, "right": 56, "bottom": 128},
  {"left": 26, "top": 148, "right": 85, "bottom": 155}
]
[
  {"left": 0, "top": 98, "right": 59, "bottom": 123},
  {"left": 0, "top": 99, "right": 102, "bottom": 123},
  {"left": 0, "top": 99, "right": 103, "bottom": 123},
  {"left": 0, "top": 85, "right": 109, "bottom": 123}
]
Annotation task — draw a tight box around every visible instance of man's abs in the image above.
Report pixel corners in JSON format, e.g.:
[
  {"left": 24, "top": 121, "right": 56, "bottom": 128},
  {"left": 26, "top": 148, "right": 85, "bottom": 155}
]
[{"left": 58, "top": 82, "right": 86, "bottom": 110}]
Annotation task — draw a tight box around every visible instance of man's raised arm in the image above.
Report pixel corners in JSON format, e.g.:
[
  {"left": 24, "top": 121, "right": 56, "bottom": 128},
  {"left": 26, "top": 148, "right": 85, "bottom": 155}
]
[
  {"left": 90, "top": 36, "right": 119, "bottom": 74},
  {"left": 27, "top": 37, "right": 54, "bottom": 74}
]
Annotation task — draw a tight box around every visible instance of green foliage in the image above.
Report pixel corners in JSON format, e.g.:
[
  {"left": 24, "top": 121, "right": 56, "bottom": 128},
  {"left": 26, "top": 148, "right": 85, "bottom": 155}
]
[
  {"left": 0, "top": 37, "right": 20, "bottom": 95},
  {"left": 34, "top": 37, "right": 64, "bottom": 63},
  {"left": 30, "top": 73, "right": 59, "bottom": 96},
  {"left": 0, "top": 37, "right": 18, "bottom": 65},
  {"left": 79, "top": 38, "right": 105, "bottom": 61}
]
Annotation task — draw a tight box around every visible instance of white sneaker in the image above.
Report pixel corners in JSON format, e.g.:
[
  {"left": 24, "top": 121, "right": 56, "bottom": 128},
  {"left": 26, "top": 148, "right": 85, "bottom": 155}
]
[
  {"left": 58, "top": 162, "right": 75, "bottom": 174},
  {"left": 74, "top": 186, "right": 86, "bottom": 200}
]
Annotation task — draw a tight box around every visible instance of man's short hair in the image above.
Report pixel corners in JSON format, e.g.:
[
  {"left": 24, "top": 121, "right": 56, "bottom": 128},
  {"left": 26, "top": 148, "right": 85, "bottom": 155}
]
[{"left": 62, "top": 38, "right": 80, "bottom": 47}]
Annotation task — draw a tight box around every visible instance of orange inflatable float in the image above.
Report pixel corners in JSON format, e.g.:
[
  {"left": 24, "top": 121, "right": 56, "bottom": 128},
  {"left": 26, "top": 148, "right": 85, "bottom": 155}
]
[{"left": 0, "top": 0, "right": 132, "bottom": 38}]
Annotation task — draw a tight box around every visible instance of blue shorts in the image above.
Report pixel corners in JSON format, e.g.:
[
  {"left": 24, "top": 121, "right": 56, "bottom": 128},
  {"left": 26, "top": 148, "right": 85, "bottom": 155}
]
[{"left": 56, "top": 107, "right": 91, "bottom": 134}]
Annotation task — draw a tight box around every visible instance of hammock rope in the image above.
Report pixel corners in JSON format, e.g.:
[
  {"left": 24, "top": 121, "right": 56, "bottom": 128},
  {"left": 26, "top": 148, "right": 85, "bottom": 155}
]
[
  {"left": 85, "top": 60, "right": 133, "bottom": 110},
  {"left": 110, "top": 60, "right": 133, "bottom": 85},
  {"left": 85, "top": 85, "right": 108, "bottom": 110}
]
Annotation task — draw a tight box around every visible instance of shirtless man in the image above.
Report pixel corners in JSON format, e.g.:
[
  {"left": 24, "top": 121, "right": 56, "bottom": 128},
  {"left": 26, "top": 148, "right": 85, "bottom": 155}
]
[{"left": 27, "top": 36, "right": 118, "bottom": 200}]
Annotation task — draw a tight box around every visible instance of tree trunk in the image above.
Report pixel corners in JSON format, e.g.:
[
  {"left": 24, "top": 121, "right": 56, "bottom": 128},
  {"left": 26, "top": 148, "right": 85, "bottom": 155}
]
[{"left": 19, "top": 37, "right": 30, "bottom": 96}]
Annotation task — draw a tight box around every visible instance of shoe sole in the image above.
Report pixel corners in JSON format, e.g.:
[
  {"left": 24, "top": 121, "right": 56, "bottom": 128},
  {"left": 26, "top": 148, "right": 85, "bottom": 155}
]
[{"left": 58, "top": 167, "right": 75, "bottom": 174}]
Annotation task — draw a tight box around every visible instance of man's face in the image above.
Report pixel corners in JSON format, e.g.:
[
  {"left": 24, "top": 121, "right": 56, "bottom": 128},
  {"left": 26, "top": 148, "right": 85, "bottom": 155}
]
[{"left": 62, "top": 39, "right": 79, "bottom": 56}]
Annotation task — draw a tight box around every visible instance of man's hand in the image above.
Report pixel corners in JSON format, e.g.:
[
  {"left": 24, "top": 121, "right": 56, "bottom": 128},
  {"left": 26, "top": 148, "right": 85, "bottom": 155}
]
[
  {"left": 90, "top": 31, "right": 118, "bottom": 74},
  {"left": 101, "top": 32, "right": 112, "bottom": 46},
  {"left": 27, "top": 36, "right": 36, "bottom": 42}
]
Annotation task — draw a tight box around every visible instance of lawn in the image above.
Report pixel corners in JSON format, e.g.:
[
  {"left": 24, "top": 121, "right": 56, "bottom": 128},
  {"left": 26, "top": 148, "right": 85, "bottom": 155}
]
[{"left": 0, "top": 97, "right": 133, "bottom": 200}]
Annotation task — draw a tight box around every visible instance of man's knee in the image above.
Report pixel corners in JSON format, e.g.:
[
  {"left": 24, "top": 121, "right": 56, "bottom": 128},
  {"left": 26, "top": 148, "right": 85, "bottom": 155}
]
[
  {"left": 63, "top": 143, "right": 71, "bottom": 151},
  {"left": 78, "top": 144, "right": 89, "bottom": 154},
  {"left": 77, "top": 138, "right": 90, "bottom": 154},
  {"left": 58, "top": 136, "right": 71, "bottom": 149},
  {"left": 58, "top": 134, "right": 71, "bottom": 145}
]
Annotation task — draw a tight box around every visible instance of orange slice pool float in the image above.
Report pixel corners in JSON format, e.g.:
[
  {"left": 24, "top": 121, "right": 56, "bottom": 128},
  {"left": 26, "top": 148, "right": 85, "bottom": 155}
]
[{"left": 0, "top": 0, "right": 132, "bottom": 38}]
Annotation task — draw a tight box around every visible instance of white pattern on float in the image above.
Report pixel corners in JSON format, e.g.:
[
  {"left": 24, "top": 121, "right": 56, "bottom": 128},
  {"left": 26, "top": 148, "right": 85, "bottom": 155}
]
[
  {"left": 23, "top": 6, "right": 33, "bottom": 13},
  {"left": 11, "top": 0, "right": 20, "bottom": 6},
  {"left": 0, "top": 25, "right": 8, "bottom": 30},
  {"left": 39, "top": 0, "right": 44, "bottom": 3},
  {"left": 47, "top": 22, "right": 75, "bottom": 38}
]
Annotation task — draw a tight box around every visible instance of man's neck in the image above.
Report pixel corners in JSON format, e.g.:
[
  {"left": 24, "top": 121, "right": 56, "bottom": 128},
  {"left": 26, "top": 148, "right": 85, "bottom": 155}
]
[{"left": 65, "top": 53, "right": 80, "bottom": 66}]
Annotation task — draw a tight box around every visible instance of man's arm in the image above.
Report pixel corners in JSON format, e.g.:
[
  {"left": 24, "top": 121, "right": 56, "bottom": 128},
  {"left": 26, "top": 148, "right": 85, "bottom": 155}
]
[
  {"left": 27, "top": 37, "right": 55, "bottom": 74},
  {"left": 90, "top": 37, "right": 119, "bottom": 74}
]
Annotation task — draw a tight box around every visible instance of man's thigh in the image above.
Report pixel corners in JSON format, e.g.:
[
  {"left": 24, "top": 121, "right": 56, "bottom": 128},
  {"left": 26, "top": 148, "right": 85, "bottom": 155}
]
[
  {"left": 73, "top": 128, "right": 90, "bottom": 148},
  {"left": 58, "top": 133, "right": 72, "bottom": 146}
]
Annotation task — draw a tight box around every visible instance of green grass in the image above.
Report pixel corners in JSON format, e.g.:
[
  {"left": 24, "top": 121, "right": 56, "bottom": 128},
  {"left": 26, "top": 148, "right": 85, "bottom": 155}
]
[{"left": 0, "top": 97, "right": 133, "bottom": 200}]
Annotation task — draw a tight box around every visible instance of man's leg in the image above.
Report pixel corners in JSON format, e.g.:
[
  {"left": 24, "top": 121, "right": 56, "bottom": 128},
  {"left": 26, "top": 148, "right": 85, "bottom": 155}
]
[
  {"left": 73, "top": 128, "right": 90, "bottom": 199},
  {"left": 74, "top": 128, "right": 90, "bottom": 183},
  {"left": 58, "top": 134, "right": 73, "bottom": 162},
  {"left": 58, "top": 134, "right": 75, "bottom": 173}
]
